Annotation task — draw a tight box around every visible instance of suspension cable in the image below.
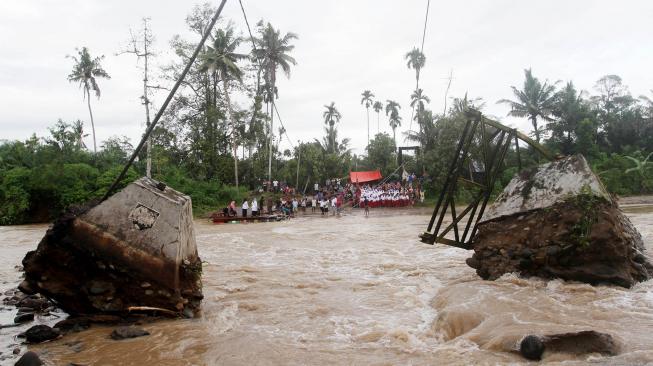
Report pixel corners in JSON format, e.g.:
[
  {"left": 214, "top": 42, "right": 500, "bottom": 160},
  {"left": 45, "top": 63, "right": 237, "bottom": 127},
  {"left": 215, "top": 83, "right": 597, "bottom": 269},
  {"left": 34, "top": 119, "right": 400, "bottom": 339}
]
[{"left": 274, "top": 103, "right": 295, "bottom": 150}]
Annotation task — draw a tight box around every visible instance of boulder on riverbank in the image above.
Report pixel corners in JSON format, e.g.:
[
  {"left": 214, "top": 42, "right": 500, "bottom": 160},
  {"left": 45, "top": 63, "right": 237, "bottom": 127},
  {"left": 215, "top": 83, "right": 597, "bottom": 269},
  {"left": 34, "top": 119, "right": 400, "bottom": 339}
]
[
  {"left": 21, "top": 177, "right": 203, "bottom": 316},
  {"left": 466, "top": 155, "right": 653, "bottom": 287}
]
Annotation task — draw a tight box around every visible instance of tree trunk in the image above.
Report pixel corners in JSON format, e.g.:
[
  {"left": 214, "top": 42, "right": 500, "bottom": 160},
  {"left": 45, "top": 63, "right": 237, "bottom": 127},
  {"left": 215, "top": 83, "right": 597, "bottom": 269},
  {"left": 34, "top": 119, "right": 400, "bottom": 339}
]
[
  {"left": 377, "top": 112, "right": 380, "bottom": 134},
  {"left": 143, "top": 57, "right": 152, "bottom": 178},
  {"left": 393, "top": 127, "right": 398, "bottom": 164},
  {"left": 86, "top": 88, "right": 97, "bottom": 154},
  {"left": 267, "top": 71, "right": 276, "bottom": 184},
  {"left": 531, "top": 116, "right": 540, "bottom": 143},
  {"left": 223, "top": 79, "right": 238, "bottom": 189},
  {"left": 366, "top": 106, "right": 370, "bottom": 147}
]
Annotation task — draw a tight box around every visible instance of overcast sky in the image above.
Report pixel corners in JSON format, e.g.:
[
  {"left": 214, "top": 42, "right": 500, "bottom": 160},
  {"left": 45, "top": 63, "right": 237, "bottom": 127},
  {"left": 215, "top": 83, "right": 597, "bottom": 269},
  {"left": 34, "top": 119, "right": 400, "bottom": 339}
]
[{"left": 1, "top": 0, "right": 652, "bottom": 156}]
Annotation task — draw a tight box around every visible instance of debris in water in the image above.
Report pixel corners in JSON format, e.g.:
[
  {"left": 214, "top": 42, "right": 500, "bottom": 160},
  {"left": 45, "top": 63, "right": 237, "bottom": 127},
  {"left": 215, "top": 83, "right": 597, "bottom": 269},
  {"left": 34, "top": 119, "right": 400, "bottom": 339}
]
[
  {"left": 110, "top": 326, "right": 150, "bottom": 340},
  {"left": 467, "top": 155, "right": 653, "bottom": 287},
  {"left": 519, "top": 330, "right": 619, "bottom": 360},
  {"left": 21, "top": 177, "right": 203, "bottom": 316}
]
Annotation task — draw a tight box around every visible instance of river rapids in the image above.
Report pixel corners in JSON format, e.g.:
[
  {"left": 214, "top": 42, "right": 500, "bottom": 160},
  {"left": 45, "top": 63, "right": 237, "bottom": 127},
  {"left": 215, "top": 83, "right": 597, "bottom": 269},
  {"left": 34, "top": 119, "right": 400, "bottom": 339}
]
[{"left": 1, "top": 206, "right": 652, "bottom": 365}]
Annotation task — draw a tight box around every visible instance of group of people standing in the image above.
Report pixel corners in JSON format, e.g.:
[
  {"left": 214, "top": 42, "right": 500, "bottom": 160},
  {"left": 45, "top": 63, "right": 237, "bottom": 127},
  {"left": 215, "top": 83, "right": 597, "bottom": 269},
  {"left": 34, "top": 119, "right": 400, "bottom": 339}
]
[{"left": 223, "top": 175, "right": 425, "bottom": 220}]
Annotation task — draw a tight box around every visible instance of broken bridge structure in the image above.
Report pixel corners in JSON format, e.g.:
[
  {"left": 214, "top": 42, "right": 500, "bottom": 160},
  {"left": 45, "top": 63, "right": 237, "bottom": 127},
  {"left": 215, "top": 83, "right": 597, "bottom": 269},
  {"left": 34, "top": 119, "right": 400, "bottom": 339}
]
[{"left": 420, "top": 109, "right": 653, "bottom": 287}]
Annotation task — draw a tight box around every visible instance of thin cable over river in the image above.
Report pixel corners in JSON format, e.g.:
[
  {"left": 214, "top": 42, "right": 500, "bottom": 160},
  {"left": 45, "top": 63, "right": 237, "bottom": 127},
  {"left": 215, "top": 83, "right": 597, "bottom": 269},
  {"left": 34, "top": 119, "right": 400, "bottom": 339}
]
[{"left": 1, "top": 206, "right": 652, "bottom": 365}]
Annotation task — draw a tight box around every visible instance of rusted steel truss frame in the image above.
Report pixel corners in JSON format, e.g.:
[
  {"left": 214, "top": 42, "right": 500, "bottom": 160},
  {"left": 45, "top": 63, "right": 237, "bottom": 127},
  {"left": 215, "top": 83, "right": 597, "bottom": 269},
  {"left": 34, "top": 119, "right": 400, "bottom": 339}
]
[{"left": 419, "top": 110, "right": 550, "bottom": 249}]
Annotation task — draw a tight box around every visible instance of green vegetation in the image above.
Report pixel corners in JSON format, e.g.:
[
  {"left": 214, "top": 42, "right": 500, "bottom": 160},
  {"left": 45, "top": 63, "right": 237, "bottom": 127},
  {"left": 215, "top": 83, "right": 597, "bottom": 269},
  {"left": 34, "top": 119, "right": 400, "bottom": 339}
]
[{"left": 568, "top": 186, "right": 605, "bottom": 249}]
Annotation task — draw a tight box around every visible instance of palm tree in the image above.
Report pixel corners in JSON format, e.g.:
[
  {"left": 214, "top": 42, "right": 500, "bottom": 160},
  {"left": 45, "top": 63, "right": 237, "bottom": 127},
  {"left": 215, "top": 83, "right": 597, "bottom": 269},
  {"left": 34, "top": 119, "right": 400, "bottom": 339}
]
[
  {"left": 497, "top": 68, "right": 558, "bottom": 143},
  {"left": 67, "top": 47, "right": 110, "bottom": 154},
  {"left": 200, "top": 25, "right": 248, "bottom": 188},
  {"left": 405, "top": 47, "right": 426, "bottom": 88},
  {"left": 410, "top": 88, "right": 430, "bottom": 136},
  {"left": 373, "top": 101, "right": 383, "bottom": 134},
  {"left": 451, "top": 93, "right": 485, "bottom": 115},
  {"left": 389, "top": 112, "right": 402, "bottom": 148},
  {"left": 360, "top": 90, "right": 374, "bottom": 147},
  {"left": 405, "top": 109, "right": 437, "bottom": 150},
  {"left": 253, "top": 21, "right": 298, "bottom": 183},
  {"left": 385, "top": 100, "right": 401, "bottom": 121},
  {"left": 323, "top": 102, "right": 341, "bottom": 153}
]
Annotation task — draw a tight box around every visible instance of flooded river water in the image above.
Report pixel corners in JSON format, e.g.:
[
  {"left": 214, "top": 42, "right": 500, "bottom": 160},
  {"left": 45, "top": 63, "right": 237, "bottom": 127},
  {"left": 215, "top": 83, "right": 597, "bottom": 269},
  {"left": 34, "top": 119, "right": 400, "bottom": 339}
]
[{"left": 1, "top": 206, "right": 653, "bottom": 365}]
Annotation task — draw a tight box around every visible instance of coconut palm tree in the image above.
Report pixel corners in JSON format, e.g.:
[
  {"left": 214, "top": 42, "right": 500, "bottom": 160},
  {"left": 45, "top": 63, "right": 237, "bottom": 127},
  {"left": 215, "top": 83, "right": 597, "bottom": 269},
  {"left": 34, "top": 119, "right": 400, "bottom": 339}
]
[
  {"left": 323, "top": 102, "right": 341, "bottom": 153},
  {"left": 360, "top": 90, "right": 374, "bottom": 147},
  {"left": 385, "top": 100, "right": 401, "bottom": 121},
  {"left": 405, "top": 47, "right": 426, "bottom": 88},
  {"left": 200, "top": 25, "right": 248, "bottom": 188},
  {"left": 253, "top": 21, "right": 297, "bottom": 183},
  {"left": 410, "top": 88, "right": 430, "bottom": 135},
  {"left": 497, "top": 69, "right": 558, "bottom": 143},
  {"left": 405, "top": 109, "right": 437, "bottom": 150},
  {"left": 373, "top": 101, "right": 383, "bottom": 134},
  {"left": 67, "top": 47, "right": 110, "bottom": 154},
  {"left": 410, "top": 88, "right": 430, "bottom": 112},
  {"left": 389, "top": 111, "right": 402, "bottom": 148}
]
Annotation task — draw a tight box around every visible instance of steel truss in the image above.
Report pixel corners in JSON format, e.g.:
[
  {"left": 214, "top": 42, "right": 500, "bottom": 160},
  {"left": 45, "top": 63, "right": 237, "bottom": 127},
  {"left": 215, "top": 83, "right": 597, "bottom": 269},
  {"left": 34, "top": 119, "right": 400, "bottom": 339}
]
[{"left": 419, "top": 109, "right": 553, "bottom": 249}]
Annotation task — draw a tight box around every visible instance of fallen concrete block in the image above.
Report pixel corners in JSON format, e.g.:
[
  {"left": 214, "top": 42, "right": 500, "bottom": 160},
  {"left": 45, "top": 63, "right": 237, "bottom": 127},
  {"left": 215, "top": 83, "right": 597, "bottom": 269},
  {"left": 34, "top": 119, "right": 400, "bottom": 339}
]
[
  {"left": 21, "top": 177, "right": 203, "bottom": 316},
  {"left": 467, "top": 155, "right": 653, "bottom": 287}
]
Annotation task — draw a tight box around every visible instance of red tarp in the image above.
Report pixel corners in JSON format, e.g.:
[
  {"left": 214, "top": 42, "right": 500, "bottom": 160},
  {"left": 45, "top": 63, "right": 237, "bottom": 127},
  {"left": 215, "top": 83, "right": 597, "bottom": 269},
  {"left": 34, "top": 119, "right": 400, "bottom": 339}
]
[{"left": 349, "top": 170, "right": 382, "bottom": 183}]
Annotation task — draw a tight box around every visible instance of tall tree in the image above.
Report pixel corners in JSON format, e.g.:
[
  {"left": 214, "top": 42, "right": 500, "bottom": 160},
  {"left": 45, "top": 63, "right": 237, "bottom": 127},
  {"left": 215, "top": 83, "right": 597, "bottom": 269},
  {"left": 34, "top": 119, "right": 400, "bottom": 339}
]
[
  {"left": 548, "top": 82, "right": 589, "bottom": 155},
  {"left": 67, "top": 47, "right": 111, "bottom": 154},
  {"left": 388, "top": 112, "right": 402, "bottom": 149},
  {"left": 373, "top": 101, "right": 383, "bottom": 134},
  {"left": 410, "top": 88, "right": 430, "bottom": 137},
  {"left": 360, "top": 90, "right": 374, "bottom": 147},
  {"left": 385, "top": 100, "right": 402, "bottom": 148},
  {"left": 200, "top": 25, "right": 248, "bottom": 188},
  {"left": 405, "top": 47, "right": 426, "bottom": 88},
  {"left": 323, "top": 102, "right": 341, "bottom": 153},
  {"left": 497, "top": 68, "right": 557, "bottom": 143},
  {"left": 253, "top": 21, "right": 297, "bottom": 184},
  {"left": 119, "top": 18, "right": 157, "bottom": 178}
]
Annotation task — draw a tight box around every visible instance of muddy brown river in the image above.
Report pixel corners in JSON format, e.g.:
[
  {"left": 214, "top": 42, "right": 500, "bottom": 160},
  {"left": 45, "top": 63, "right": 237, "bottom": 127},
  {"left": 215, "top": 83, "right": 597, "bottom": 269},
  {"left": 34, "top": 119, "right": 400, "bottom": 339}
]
[{"left": 1, "top": 206, "right": 653, "bottom": 365}]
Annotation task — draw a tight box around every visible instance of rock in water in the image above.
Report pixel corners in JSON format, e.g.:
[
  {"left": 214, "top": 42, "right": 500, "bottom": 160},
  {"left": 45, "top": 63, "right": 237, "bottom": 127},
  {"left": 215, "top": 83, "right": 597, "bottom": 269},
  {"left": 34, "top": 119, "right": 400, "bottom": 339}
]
[
  {"left": 544, "top": 330, "right": 618, "bottom": 356},
  {"left": 25, "top": 325, "right": 60, "bottom": 343},
  {"left": 14, "top": 312, "right": 34, "bottom": 324},
  {"left": 518, "top": 331, "right": 619, "bottom": 360},
  {"left": 110, "top": 326, "right": 150, "bottom": 340},
  {"left": 15, "top": 351, "right": 43, "bottom": 366},
  {"left": 520, "top": 335, "right": 545, "bottom": 360},
  {"left": 21, "top": 177, "right": 203, "bottom": 316},
  {"left": 467, "top": 155, "right": 653, "bottom": 287}
]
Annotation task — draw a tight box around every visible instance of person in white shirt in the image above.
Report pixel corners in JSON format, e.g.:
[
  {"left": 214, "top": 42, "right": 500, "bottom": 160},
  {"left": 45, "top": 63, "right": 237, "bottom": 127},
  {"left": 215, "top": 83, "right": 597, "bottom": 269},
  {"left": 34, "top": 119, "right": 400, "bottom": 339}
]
[
  {"left": 251, "top": 198, "right": 259, "bottom": 217},
  {"left": 330, "top": 196, "right": 337, "bottom": 215},
  {"left": 241, "top": 199, "right": 249, "bottom": 218}
]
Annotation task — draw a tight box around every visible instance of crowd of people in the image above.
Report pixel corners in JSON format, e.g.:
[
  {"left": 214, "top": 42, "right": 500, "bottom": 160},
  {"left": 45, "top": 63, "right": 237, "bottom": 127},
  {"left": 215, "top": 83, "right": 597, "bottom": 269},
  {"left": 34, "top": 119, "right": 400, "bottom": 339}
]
[{"left": 222, "top": 173, "right": 425, "bottom": 220}]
